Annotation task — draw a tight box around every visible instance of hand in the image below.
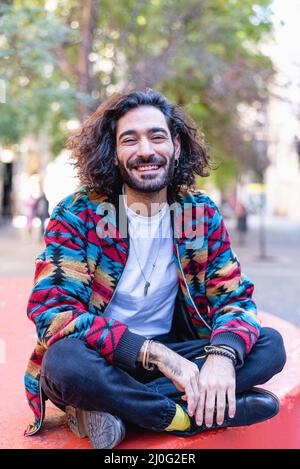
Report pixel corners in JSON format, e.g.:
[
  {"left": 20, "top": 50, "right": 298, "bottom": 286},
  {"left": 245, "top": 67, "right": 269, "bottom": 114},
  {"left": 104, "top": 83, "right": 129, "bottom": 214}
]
[
  {"left": 139, "top": 341, "right": 201, "bottom": 417},
  {"left": 183, "top": 354, "right": 236, "bottom": 428}
]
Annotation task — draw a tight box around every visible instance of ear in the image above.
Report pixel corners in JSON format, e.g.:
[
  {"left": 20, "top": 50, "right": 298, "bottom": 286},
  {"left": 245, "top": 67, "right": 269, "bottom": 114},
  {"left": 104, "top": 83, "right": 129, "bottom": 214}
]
[{"left": 174, "top": 134, "right": 181, "bottom": 159}]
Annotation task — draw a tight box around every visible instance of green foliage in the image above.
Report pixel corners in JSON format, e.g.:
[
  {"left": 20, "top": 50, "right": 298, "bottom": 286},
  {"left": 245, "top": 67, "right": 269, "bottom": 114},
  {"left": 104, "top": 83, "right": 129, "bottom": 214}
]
[
  {"left": 0, "top": 0, "right": 274, "bottom": 181},
  {"left": 0, "top": 1, "right": 76, "bottom": 150}
]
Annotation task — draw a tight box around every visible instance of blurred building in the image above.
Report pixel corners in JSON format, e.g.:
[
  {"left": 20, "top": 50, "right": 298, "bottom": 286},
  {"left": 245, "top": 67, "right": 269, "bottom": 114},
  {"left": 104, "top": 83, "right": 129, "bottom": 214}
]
[
  {"left": 264, "top": 0, "right": 300, "bottom": 220},
  {"left": 0, "top": 134, "right": 50, "bottom": 223},
  {"left": 0, "top": 133, "right": 79, "bottom": 227},
  {"left": 0, "top": 148, "right": 15, "bottom": 221}
]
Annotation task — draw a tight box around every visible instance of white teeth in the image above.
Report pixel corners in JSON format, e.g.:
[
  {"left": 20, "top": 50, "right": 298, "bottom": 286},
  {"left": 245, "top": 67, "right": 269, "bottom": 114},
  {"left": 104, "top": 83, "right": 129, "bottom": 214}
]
[{"left": 135, "top": 165, "right": 160, "bottom": 171}]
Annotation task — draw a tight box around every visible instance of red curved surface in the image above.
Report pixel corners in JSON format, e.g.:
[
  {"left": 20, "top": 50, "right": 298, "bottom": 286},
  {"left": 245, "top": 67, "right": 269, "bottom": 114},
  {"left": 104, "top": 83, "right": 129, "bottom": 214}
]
[{"left": 0, "top": 278, "right": 299, "bottom": 449}]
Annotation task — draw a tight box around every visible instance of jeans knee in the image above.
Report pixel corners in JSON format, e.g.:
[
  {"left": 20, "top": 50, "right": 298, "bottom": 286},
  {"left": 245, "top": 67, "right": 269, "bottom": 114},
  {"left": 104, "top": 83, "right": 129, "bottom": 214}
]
[
  {"left": 41, "top": 338, "right": 88, "bottom": 393},
  {"left": 41, "top": 338, "right": 115, "bottom": 411},
  {"left": 260, "top": 327, "right": 287, "bottom": 373}
]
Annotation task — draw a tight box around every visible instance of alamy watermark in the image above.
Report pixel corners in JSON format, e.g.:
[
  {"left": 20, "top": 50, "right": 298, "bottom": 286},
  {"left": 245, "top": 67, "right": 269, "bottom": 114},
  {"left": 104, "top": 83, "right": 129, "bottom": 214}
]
[{"left": 95, "top": 196, "right": 205, "bottom": 250}]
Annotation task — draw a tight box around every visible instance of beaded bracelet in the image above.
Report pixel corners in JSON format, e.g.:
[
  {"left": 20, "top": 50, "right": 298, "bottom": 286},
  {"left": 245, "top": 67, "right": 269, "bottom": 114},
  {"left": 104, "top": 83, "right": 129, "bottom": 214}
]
[
  {"left": 142, "top": 340, "right": 156, "bottom": 371},
  {"left": 204, "top": 345, "right": 237, "bottom": 366}
]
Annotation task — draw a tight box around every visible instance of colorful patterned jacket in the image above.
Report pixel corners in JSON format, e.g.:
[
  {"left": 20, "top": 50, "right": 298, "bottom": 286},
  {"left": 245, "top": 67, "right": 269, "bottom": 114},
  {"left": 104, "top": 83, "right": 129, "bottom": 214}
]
[{"left": 24, "top": 185, "right": 260, "bottom": 436}]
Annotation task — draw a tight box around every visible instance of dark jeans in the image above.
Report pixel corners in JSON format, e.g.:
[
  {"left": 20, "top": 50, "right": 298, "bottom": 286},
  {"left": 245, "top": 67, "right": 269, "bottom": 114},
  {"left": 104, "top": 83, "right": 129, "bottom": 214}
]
[{"left": 40, "top": 327, "right": 286, "bottom": 433}]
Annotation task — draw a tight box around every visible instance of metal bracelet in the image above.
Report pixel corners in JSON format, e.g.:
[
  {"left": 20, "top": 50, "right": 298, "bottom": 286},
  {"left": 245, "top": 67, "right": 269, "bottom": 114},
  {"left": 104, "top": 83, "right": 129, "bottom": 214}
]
[{"left": 142, "top": 340, "right": 155, "bottom": 371}]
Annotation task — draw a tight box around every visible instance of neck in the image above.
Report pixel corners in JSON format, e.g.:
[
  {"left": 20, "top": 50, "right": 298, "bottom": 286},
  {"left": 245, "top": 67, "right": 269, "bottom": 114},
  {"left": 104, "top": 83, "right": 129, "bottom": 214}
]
[{"left": 123, "top": 184, "right": 167, "bottom": 217}]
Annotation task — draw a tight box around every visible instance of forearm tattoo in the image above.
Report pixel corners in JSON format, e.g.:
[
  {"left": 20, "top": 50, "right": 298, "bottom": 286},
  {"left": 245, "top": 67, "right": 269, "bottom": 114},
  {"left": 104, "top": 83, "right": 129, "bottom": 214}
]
[{"left": 150, "top": 342, "right": 183, "bottom": 377}]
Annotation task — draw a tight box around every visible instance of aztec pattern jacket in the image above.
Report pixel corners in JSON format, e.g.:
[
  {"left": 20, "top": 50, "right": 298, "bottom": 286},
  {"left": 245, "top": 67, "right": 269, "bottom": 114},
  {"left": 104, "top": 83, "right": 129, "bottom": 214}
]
[{"left": 24, "top": 185, "right": 261, "bottom": 436}]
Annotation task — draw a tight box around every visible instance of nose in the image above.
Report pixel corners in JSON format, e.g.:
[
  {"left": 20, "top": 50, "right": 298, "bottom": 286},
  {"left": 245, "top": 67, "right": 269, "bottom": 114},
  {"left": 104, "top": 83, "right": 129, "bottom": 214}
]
[{"left": 136, "top": 137, "right": 155, "bottom": 158}]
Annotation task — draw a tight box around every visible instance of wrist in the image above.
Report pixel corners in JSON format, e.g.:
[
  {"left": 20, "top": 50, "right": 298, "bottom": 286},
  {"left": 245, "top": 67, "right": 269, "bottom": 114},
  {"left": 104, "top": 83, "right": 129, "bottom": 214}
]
[
  {"left": 148, "top": 341, "right": 166, "bottom": 366},
  {"left": 137, "top": 340, "right": 165, "bottom": 368},
  {"left": 206, "top": 353, "right": 235, "bottom": 366}
]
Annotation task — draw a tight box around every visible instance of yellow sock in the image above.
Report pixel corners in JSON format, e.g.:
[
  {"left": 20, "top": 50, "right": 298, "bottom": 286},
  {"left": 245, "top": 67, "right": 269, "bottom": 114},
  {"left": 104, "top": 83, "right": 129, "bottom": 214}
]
[{"left": 165, "top": 404, "right": 191, "bottom": 432}]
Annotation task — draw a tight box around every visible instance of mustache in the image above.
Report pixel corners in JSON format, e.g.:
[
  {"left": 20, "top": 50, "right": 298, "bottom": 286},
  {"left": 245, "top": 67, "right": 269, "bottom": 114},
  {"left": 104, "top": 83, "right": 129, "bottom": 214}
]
[{"left": 127, "top": 157, "right": 166, "bottom": 169}]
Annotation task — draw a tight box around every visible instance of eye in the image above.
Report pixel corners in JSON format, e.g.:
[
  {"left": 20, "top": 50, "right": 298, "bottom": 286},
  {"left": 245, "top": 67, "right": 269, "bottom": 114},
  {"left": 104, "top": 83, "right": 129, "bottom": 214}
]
[{"left": 152, "top": 135, "right": 165, "bottom": 140}]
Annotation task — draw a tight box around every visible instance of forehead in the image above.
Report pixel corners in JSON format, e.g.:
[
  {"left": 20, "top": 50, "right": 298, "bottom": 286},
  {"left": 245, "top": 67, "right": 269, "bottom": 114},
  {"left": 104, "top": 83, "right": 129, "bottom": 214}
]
[{"left": 116, "top": 105, "right": 169, "bottom": 136}]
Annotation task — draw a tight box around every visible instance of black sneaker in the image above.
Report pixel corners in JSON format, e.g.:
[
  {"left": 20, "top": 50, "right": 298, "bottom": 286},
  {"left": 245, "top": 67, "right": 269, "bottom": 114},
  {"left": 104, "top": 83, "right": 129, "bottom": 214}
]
[{"left": 66, "top": 406, "right": 126, "bottom": 449}]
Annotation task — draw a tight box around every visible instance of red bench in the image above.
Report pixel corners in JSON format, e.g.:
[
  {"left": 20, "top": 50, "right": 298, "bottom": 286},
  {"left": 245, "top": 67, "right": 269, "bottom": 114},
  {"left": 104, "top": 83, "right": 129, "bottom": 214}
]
[{"left": 1, "top": 278, "right": 299, "bottom": 449}]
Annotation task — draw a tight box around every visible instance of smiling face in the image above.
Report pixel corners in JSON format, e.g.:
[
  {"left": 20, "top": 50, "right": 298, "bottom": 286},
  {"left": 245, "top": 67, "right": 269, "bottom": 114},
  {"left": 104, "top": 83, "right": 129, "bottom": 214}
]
[{"left": 115, "top": 105, "right": 180, "bottom": 193}]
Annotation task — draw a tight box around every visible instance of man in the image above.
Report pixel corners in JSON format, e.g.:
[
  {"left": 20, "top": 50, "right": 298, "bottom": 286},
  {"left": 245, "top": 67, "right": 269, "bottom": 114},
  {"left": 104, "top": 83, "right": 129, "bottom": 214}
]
[{"left": 24, "top": 89, "right": 286, "bottom": 449}]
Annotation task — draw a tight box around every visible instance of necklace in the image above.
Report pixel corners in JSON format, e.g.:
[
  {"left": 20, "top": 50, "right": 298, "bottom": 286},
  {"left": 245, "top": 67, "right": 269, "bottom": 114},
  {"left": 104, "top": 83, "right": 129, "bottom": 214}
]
[{"left": 127, "top": 208, "right": 164, "bottom": 296}]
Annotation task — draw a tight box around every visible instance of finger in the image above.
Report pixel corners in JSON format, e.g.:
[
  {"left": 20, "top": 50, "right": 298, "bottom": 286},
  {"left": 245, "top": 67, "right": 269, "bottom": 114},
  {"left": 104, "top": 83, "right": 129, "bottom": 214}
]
[
  {"left": 189, "top": 376, "right": 199, "bottom": 417},
  {"left": 205, "top": 389, "right": 216, "bottom": 428},
  {"left": 195, "top": 387, "right": 206, "bottom": 427},
  {"left": 216, "top": 390, "right": 226, "bottom": 426},
  {"left": 227, "top": 386, "right": 236, "bottom": 419},
  {"left": 185, "top": 383, "right": 196, "bottom": 418},
  {"left": 181, "top": 394, "right": 187, "bottom": 401}
]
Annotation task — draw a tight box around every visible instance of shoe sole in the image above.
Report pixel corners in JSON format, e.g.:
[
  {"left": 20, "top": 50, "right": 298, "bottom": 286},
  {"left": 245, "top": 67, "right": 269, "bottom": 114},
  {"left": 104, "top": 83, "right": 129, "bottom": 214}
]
[{"left": 66, "top": 406, "right": 125, "bottom": 449}]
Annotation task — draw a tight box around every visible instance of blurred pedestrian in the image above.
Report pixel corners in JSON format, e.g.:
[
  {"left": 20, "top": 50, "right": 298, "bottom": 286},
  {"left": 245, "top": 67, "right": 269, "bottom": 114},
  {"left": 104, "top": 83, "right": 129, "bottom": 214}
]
[
  {"left": 34, "top": 191, "right": 49, "bottom": 241},
  {"left": 236, "top": 200, "right": 248, "bottom": 245},
  {"left": 24, "top": 194, "right": 37, "bottom": 236}
]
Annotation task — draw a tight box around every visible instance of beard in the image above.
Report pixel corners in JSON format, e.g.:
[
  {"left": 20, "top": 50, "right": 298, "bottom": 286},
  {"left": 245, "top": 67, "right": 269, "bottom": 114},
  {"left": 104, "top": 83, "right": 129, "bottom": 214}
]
[{"left": 117, "top": 149, "right": 177, "bottom": 193}]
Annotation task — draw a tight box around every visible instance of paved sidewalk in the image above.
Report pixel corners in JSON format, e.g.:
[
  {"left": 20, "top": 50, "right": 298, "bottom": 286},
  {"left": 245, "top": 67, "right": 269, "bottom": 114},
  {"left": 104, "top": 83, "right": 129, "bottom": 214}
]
[
  {"left": 0, "top": 222, "right": 43, "bottom": 278},
  {"left": 226, "top": 214, "right": 300, "bottom": 328}
]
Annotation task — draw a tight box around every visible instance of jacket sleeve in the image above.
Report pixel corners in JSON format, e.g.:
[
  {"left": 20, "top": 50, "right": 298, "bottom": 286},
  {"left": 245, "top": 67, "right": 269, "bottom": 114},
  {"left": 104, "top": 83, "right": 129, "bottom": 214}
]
[
  {"left": 26, "top": 199, "right": 145, "bottom": 370},
  {"left": 205, "top": 199, "right": 261, "bottom": 368}
]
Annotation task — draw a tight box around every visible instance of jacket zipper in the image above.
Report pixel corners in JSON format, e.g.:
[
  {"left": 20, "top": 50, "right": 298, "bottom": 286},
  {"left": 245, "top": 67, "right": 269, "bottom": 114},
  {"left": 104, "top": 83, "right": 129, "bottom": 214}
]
[
  {"left": 176, "top": 244, "right": 212, "bottom": 331},
  {"left": 104, "top": 192, "right": 132, "bottom": 310},
  {"left": 105, "top": 265, "right": 126, "bottom": 309},
  {"left": 104, "top": 240, "right": 130, "bottom": 310}
]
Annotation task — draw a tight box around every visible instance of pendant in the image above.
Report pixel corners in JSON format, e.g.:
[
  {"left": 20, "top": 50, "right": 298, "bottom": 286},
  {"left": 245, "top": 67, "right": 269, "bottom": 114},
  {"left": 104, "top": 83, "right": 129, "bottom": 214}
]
[{"left": 144, "top": 281, "right": 151, "bottom": 296}]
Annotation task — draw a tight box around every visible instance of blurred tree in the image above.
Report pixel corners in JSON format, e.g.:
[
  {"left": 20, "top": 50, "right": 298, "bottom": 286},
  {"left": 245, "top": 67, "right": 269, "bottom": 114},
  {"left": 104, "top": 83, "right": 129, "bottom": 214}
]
[
  {"left": 0, "top": 0, "right": 274, "bottom": 187},
  {"left": 0, "top": 0, "right": 77, "bottom": 150}
]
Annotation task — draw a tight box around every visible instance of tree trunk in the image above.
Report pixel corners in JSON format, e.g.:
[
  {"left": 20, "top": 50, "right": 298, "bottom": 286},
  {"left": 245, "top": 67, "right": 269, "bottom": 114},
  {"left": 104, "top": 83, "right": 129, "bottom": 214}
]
[{"left": 77, "top": 0, "right": 98, "bottom": 122}]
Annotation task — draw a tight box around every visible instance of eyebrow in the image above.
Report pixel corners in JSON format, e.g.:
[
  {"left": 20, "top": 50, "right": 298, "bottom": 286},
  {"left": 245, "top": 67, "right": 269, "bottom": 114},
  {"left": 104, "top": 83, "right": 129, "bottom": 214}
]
[{"left": 118, "top": 127, "right": 169, "bottom": 141}]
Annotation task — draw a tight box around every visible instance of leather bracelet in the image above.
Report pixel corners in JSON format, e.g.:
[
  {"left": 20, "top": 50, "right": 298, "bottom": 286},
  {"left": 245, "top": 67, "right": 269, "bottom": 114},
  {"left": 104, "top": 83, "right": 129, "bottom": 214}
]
[
  {"left": 204, "top": 344, "right": 237, "bottom": 359},
  {"left": 218, "top": 345, "right": 237, "bottom": 355},
  {"left": 205, "top": 344, "right": 236, "bottom": 359},
  {"left": 204, "top": 345, "right": 237, "bottom": 366},
  {"left": 218, "top": 345, "right": 238, "bottom": 364}
]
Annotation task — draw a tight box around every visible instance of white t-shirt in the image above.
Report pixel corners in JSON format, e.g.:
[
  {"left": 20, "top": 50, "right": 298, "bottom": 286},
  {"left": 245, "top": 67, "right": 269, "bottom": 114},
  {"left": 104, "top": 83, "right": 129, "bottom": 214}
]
[{"left": 103, "top": 195, "right": 179, "bottom": 338}]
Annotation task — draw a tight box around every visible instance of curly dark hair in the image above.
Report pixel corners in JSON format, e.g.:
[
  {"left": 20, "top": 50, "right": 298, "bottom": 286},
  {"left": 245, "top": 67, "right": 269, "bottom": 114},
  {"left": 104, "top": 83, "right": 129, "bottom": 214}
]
[{"left": 67, "top": 88, "right": 213, "bottom": 197}]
